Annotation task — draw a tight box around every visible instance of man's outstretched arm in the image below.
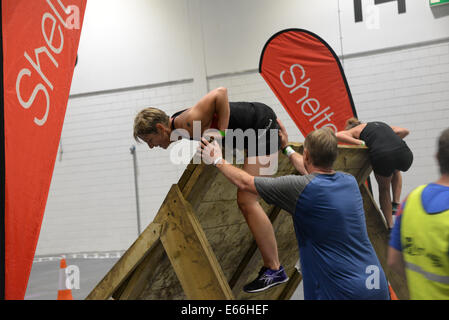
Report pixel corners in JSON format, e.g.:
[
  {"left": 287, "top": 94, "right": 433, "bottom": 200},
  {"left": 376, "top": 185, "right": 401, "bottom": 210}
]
[
  {"left": 215, "top": 159, "right": 258, "bottom": 195},
  {"left": 199, "top": 138, "right": 258, "bottom": 195},
  {"left": 199, "top": 138, "right": 307, "bottom": 215}
]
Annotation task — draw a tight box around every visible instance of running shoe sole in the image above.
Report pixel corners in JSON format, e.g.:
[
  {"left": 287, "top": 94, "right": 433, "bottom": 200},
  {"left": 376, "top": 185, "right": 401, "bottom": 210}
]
[{"left": 243, "top": 276, "right": 290, "bottom": 293}]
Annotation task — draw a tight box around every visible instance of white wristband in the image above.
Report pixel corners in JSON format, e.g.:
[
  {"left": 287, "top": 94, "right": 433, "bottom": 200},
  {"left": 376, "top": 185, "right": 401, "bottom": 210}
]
[
  {"left": 283, "top": 146, "right": 295, "bottom": 158},
  {"left": 213, "top": 157, "right": 223, "bottom": 166}
]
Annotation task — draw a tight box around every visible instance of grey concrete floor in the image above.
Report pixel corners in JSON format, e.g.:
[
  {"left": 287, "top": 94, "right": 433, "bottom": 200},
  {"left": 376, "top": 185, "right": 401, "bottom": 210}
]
[
  {"left": 25, "top": 257, "right": 119, "bottom": 300},
  {"left": 25, "top": 256, "right": 304, "bottom": 300}
]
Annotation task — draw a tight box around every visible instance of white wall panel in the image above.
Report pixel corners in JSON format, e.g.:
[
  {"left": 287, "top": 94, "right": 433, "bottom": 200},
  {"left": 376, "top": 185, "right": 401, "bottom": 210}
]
[
  {"left": 201, "top": 0, "right": 341, "bottom": 76},
  {"left": 340, "top": 0, "right": 449, "bottom": 55},
  {"left": 344, "top": 41, "right": 449, "bottom": 200},
  {"left": 70, "top": 0, "right": 193, "bottom": 94},
  {"left": 37, "top": 81, "right": 197, "bottom": 255}
]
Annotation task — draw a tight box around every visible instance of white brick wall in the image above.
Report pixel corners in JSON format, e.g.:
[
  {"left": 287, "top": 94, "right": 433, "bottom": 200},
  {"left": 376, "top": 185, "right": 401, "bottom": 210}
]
[
  {"left": 209, "top": 42, "right": 449, "bottom": 211},
  {"left": 36, "top": 40, "right": 449, "bottom": 256},
  {"left": 36, "top": 82, "right": 197, "bottom": 255},
  {"left": 345, "top": 41, "right": 449, "bottom": 200},
  {"left": 208, "top": 72, "right": 306, "bottom": 144}
]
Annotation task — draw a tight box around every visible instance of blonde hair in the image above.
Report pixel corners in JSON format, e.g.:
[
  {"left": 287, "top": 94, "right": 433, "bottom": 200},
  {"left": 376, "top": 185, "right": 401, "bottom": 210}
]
[
  {"left": 133, "top": 107, "right": 169, "bottom": 142},
  {"left": 304, "top": 128, "right": 338, "bottom": 168},
  {"left": 345, "top": 117, "right": 362, "bottom": 130}
]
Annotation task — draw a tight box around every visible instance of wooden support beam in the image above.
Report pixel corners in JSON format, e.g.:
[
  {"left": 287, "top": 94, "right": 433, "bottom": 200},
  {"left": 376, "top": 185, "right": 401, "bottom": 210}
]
[
  {"left": 360, "top": 183, "right": 409, "bottom": 300},
  {"left": 157, "top": 184, "right": 234, "bottom": 300},
  {"left": 181, "top": 164, "right": 219, "bottom": 209},
  {"left": 355, "top": 161, "right": 373, "bottom": 187},
  {"left": 277, "top": 268, "right": 303, "bottom": 300},
  {"left": 117, "top": 240, "right": 166, "bottom": 300},
  {"left": 86, "top": 222, "right": 162, "bottom": 300},
  {"left": 178, "top": 163, "right": 205, "bottom": 198}
]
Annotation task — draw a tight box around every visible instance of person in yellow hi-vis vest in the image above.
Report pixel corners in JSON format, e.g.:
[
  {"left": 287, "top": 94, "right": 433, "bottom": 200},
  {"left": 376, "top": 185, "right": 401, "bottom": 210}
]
[{"left": 388, "top": 127, "right": 449, "bottom": 300}]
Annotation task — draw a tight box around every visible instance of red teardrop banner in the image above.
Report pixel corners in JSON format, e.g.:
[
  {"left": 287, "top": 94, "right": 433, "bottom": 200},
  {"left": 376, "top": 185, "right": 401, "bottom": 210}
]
[
  {"left": 2, "top": 0, "right": 87, "bottom": 299},
  {"left": 259, "top": 29, "right": 357, "bottom": 136}
]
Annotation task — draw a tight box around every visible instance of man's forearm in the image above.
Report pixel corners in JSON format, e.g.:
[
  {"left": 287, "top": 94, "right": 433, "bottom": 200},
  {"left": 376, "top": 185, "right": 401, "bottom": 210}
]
[
  {"left": 215, "top": 160, "right": 258, "bottom": 195},
  {"left": 289, "top": 153, "right": 308, "bottom": 175},
  {"left": 282, "top": 146, "right": 308, "bottom": 175}
]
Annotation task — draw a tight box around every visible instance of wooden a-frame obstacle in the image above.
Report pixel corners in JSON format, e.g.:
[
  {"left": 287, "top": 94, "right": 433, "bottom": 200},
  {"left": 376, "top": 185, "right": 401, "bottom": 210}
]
[{"left": 86, "top": 144, "right": 409, "bottom": 300}]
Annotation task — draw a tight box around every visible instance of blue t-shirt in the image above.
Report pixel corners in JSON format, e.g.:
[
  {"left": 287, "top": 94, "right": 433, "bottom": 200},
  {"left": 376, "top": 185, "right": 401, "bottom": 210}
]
[
  {"left": 389, "top": 183, "right": 449, "bottom": 252},
  {"left": 255, "top": 172, "right": 389, "bottom": 300}
]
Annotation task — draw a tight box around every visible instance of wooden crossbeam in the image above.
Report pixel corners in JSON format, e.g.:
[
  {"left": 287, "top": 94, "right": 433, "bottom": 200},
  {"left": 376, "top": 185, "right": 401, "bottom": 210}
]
[
  {"left": 155, "top": 184, "right": 234, "bottom": 300},
  {"left": 116, "top": 240, "right": 166, "bottom": 300},
  {"left": 278, "top": 268, "right": 303, "bottom": 300}
]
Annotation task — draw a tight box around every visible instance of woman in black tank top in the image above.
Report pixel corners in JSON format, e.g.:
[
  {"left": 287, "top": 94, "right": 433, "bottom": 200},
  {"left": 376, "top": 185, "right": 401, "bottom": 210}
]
[
  {"left": 336, "top": 118, "right": 413, "bottom": 229},
  {"left": 169, "top": 101, "right": 282, "bottom": 157},
  {"left": 134, "top": 87, "right": 287, "bottom": 292}
]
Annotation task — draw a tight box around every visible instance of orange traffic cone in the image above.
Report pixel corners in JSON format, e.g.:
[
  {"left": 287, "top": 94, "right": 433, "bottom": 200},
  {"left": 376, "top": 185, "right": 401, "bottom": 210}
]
[
  {"left": 389, "top": 283, "right": 399, "bottom": 300},
  {"left": 57, "top": 258, "right": 73, "bottom": 300}
]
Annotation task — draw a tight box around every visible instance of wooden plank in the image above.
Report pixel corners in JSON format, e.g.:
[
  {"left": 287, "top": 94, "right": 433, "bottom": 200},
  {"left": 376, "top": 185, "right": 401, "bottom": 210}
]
[
  {"left": 179, "top": 163, "right": 204, "bottom": 199},
  {"left": 355, "top": 161, "right": 373, "bottom": 187},
  {"left": 202, "top": 173, "right": 239, "bottom": 202},
  {"left": 277, "top": 268, "right": 303, "bottom": 300},
  {"left": 111, "top": 274, "right": 129, "bottom": 300},
  {"left": 86, "top": 222, "right": 162, "bottom": 300},
  {"left": 135, "top": 247, "right": 186, "bottom": 300},
  {"left": 179, "top": 163, "right": 221, "bottom": 212},
  {"left": 194, "top": 200, "right": 244, "bottom": 229},
  {"left": 334, "top": 146, "right": 369, "bottom": 171},
  {"left": 360, "top": 183, "right": 409, "bottom": 300},
  {"left": 159, "top": 184, "right": 234, "bottom": 300},
  {"left": 117, "top": 240, "right": 166, "bottom": 300},
  {"left": 202, "top": 223, "right": 254, "bottom": 281},
  {"left": 177, "top": 163, "right": 197, "bottom": 191}
]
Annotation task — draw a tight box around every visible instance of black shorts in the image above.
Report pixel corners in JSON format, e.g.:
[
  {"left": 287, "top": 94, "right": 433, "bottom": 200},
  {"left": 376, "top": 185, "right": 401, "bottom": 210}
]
[
  {"left": 222, "top": 103, "right": 281, "bottom": 158},
  {"left": 370, "top": 143, "right": 413, "bottom": 177}
]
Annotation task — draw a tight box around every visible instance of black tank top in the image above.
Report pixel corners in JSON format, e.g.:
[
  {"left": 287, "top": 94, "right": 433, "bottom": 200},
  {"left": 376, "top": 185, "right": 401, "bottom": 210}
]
[
  {"left": 360, "top": 122, "right": 404, "bottom": 155},
  {"left": 171, "top": 102, "right": 270, "bottom": 133},
  {"left": 170, "top": 109, "right": 188, "bottom": 131}
]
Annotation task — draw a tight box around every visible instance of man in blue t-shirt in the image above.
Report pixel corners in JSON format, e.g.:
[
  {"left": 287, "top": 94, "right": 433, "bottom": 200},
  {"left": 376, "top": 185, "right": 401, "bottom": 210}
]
[{"left": 199, "top": 123, "right": 389, "bottom": 299}]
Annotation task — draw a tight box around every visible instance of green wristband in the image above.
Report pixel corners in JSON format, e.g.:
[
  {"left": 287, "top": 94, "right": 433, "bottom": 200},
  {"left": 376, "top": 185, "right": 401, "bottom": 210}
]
[
  {"left": 219, "top": 130, "right": 226, "bottom": 137},
  {"left": 282, "top": 146, "right": 295, "bottom": 157}
]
